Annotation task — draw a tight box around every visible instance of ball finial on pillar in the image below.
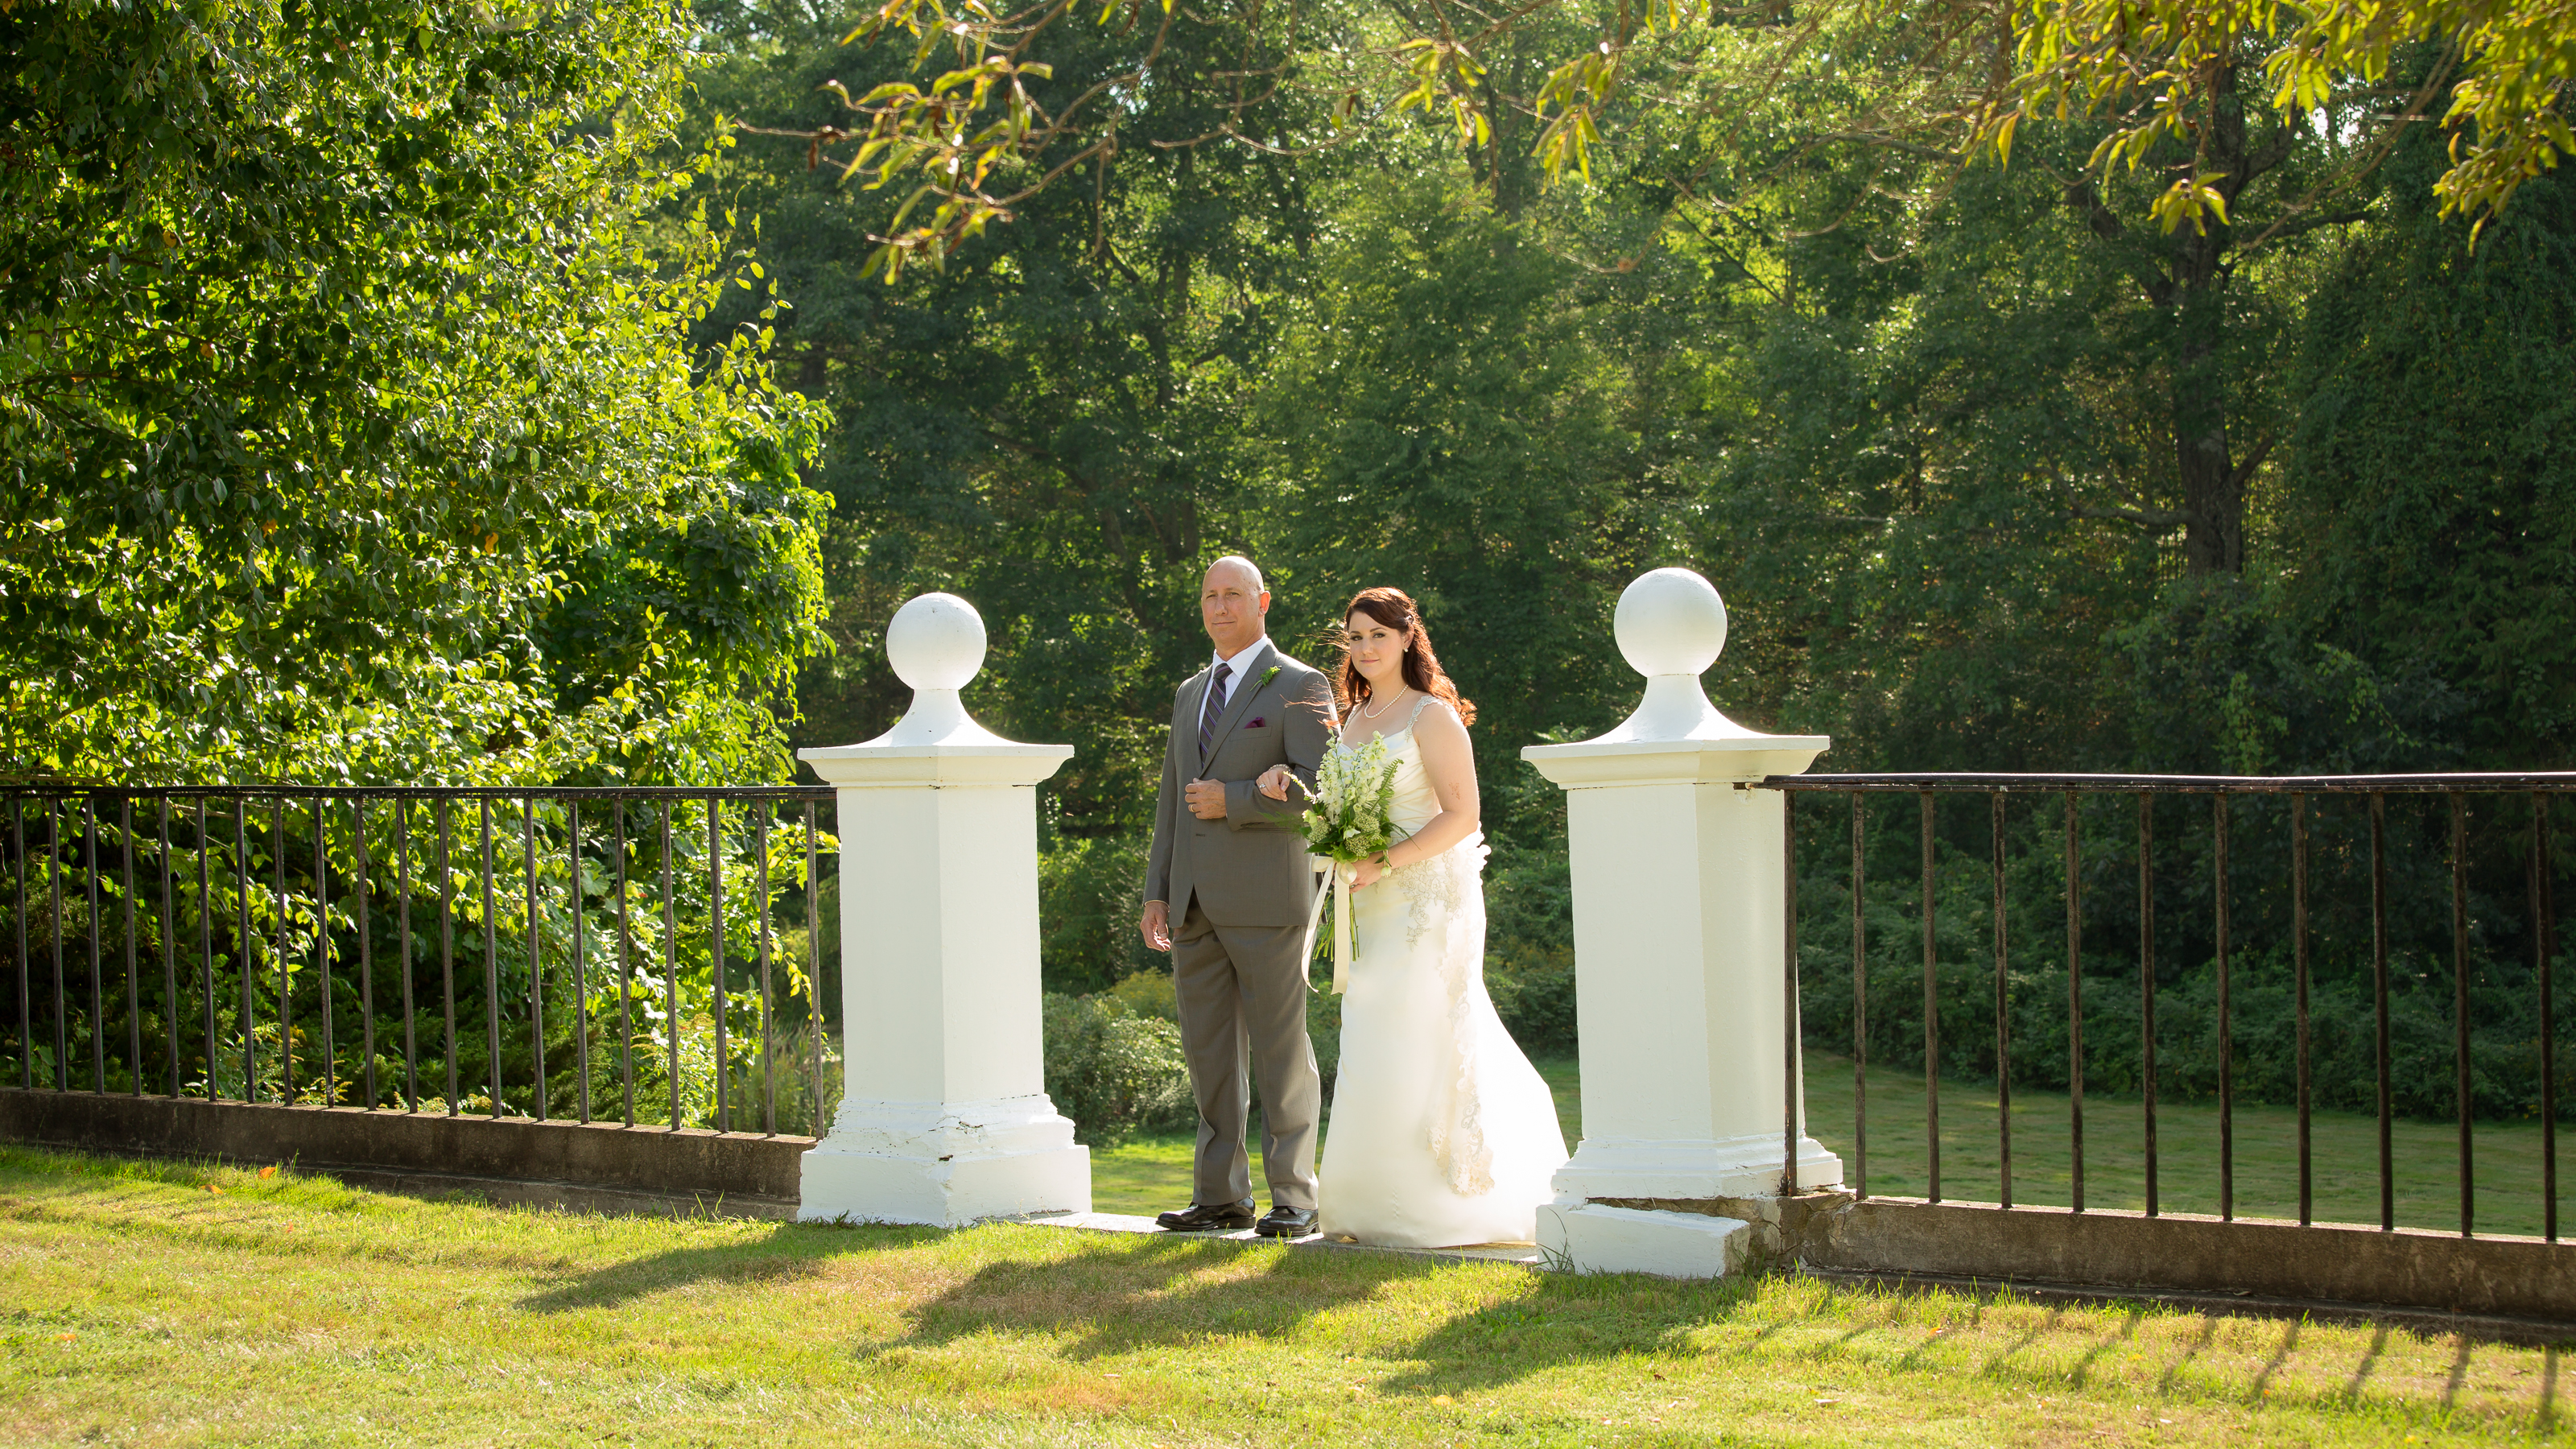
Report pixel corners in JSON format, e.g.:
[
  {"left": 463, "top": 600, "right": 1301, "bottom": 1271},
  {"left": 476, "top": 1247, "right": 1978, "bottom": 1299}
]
[
  {"left": 1594, "top": 567, "right": 1739, "bottom": 742},
  {"left": 1615, "top": 568, "right": 1728, "bottom": 679},
  {"left": 859, "top": 592, "right": 1006, "bottom": 748},
  {"left": 886, "top": 592, "right": 988, "bottom": 691}
]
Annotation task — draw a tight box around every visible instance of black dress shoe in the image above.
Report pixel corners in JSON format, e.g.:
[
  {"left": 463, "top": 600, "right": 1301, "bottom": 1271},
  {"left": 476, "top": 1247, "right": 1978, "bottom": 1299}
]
[
  {"left": 1254, "top": 1205, "right": 1319, "bottom": 1239},
  {"left": 1155, "top": 1199, "right": 1257, "bottom": 1232}
]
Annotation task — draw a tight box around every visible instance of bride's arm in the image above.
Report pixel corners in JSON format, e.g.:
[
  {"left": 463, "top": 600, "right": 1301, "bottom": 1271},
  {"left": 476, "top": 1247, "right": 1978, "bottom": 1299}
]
[{"left": 1351, "top": 702, "right": 1478, "bottom": 889}]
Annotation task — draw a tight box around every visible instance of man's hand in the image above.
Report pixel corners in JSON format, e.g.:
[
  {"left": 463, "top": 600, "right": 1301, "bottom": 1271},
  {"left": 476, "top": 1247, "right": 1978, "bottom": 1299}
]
[
  {"left": 1184, "top": 778, "right": 1228, "bottom": 821},
  {"left": 1140, "top": 899, "right": 1172, "bottom": 952}
]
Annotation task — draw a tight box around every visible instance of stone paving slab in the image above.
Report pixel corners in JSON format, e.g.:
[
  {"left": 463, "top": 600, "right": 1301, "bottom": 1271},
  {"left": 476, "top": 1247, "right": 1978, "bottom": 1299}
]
[{"left": 1016, "top": 1210, "right": 1546, "bottom": 1267}]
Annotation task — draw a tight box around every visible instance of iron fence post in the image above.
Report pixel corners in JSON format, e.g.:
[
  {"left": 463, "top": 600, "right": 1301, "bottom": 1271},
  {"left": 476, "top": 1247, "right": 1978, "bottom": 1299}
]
[
  {"left": 86, "top": 799, "right": 103, "bottom": 1092},
  {"left": 122, "top": 796, "right": 139, "bottom": 1096},
  {"left": 2215, "top": 795, "right": 2232, "bottom": 1222},
  {"left": 525, "top": 798, "right": 543, "bottom": 1121},
  {"left": 1922, "top": 791, "right": 1939, "bottom": 1204},
  {"left": 712, "top": 801, "right": 728, "bottom": 1134},
  {"left": 2373, "top": 791, "right": 2392, "bottom": 1231},
  {"left": 1851, "top": 791, "right": 1867, "bottom": 1202},
  {"left": 614, "top": 795, "right": 634, "bottom": 1129},
  {"left": 12, "top": 799, "right": 25, "bottom": 1091},
  {"left": 274, "top": 799, "right": 289, "bottom": 1101},
  {"left": 481, "top": 799, "right": 500, "bottom": 1117},
  {"left": 570, "top": 798, "right": 589, "bottom": 1125},
  {"left": 159, "top": 799, "right": 177, "bottom": 1096},
  {"left": 662, "top": 801, "right": 679, "bottom": 1131},
  {"left": 357, "top": 799, "right": 375, "bottom": 1109},
  {"left": 2295, "top": 792, "right": 2311, "bottom": 1224},
  {"left": 2453, "top": 792, "right": 2474, "bottom": 1237},
  {"left": 2539, "top": 794, "right": 2558, "bottom": 1243},
  {"left": 1783, "top": 790, "right": 1799, "bottom": 1195},
  {"left": 2140, "top": 793, "right": 2157, "bottom": 1219},
  {"left": 1992, "top": 791, "right": 2010, "bottom": 1212},
  {"left": 313, "top": 798, "right": 331, "bottom": 1107},
  {"left": 757, "top": 808, "right": 775, "bottom": 1137},
  {"left": 807, "top": 800, "right": 824, "bottom": 1134},
  {"left": 2065, "top": 792, "right": 2082, "bottom": 1215}
]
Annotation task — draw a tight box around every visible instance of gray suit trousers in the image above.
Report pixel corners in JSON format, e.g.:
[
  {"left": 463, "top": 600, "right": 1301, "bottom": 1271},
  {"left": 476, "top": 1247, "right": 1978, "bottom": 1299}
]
[{"left": 1172, "top": 900, "right": 1321, "bottom": 1210}]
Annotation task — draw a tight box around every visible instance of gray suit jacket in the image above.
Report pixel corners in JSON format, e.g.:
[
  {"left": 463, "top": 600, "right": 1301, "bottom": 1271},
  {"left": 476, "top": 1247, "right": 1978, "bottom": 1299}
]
[{"left": 1146, "top": 641, "right": 1336, "bottom": 928}]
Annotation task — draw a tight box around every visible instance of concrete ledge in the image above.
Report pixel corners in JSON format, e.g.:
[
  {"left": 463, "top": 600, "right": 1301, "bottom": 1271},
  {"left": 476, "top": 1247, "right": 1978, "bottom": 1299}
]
[
  {"left": 1804, "top": 1197, "right": 2576, "bottom": 1323},
  {"left": 299, "top": 1165, "right": 798, "bottom": 1220},
  {"left": 0, "top": 1089, "right": 811, "bottom": 1210}
]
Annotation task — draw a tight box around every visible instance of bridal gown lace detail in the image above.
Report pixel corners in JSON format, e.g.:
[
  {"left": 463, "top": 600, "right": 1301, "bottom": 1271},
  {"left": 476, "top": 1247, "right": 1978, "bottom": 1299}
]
[
  {"left": 1427, "top": 934, "right": 1495, "bottom": 1199},
  {"left": 1385, "top": 822, "right": 1467, "bottom": 950},
  {"left": 1316, "top": 697, "right": 1567, "bottom": 1247}
]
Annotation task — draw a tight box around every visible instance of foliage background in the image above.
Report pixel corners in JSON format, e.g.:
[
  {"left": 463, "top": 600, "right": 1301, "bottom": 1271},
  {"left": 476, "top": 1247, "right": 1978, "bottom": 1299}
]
[
  {"left": 1, "top": 0, "right": 836, "bottom": 1124},
  {"left": 676, "top": 0, "right": 2571, "bottom": 1127},
  {"left": 6, "top": 0, "right": 2570, "bottom": 1136}
]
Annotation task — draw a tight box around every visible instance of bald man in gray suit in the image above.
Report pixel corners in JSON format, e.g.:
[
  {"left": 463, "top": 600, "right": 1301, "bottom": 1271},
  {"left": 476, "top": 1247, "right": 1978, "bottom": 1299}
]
[{"left": 1140, "top": 555, "right": 1337, "bottom": 1238}]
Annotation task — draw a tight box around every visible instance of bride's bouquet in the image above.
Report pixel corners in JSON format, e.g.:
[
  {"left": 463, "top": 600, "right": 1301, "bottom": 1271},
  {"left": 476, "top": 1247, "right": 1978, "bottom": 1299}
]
[
  {"left": 1299, "top": 737, "right": 1401, "bottom": 864},
  {"left": 1298, "top": 737, "right": 1404, "bottom": 994}
]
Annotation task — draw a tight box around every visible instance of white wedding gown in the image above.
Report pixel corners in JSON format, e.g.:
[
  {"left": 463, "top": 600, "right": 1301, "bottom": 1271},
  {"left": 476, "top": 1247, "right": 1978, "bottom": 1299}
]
[{"left": 1317, "top": 699, "right": 1568, "bottom": 1247}]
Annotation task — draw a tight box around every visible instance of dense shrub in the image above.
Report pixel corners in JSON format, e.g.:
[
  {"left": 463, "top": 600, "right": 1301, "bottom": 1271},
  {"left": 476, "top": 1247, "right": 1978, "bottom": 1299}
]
[
  {"left": 1041, "top": 992, "right": 1194, "bottom": 1148},
  {"left": 1109, "top": 969, "right": 1179, "bottom": 1021},
  {"left": 1487, "top": 940, "right": 1578, "bottom": 1059},
  {"left": 1795, "top": 820, "right": 2576, "bottom": 1122},
  {"left": 1038, "top": 835, "right": 1160, "bottom": 995},
  {"left": 1106, "top": 966, "right": 1346, "bottom": 1115}
]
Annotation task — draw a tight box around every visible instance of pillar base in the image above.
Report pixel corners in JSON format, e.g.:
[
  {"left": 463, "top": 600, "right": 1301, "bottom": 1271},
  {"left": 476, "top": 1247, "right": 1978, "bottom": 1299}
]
[
  {"left": 1538, "top": 1202, "right": 1761, "bottom": 1278},
  {"left": 1553, "top": 1130, "right": 1843, "bottom": 1201},
  {"left": 797, "top": 1093, "right": 1089, "bottom": 1226}
]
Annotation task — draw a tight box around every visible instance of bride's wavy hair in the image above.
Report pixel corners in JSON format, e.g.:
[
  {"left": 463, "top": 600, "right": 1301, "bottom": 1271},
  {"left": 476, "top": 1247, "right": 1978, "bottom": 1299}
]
[{"left": 1335, "top": 587, "right": 1476, "bottom": 727}]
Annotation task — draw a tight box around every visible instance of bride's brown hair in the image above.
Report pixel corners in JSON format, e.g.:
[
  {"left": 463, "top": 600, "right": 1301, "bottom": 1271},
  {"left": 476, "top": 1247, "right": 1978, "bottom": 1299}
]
[{"left": 1335, "top": 587, "right": 1476, "bottom": 727}]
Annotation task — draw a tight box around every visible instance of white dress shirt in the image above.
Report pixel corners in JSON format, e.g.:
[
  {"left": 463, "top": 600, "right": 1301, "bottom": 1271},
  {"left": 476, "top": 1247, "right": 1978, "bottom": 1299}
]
[{"left": 1212, "top": 636, "right": 1272, "bottom": 683}]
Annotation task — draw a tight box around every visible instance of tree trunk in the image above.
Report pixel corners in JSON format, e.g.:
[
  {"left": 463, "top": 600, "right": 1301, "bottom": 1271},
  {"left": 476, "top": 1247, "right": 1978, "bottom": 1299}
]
[
  {"left": 2167, "top": 63, "right": 2249, "bottom": 576},
  {"left": 2170, "top": 243, "right": 2244, "bottom": 575}
]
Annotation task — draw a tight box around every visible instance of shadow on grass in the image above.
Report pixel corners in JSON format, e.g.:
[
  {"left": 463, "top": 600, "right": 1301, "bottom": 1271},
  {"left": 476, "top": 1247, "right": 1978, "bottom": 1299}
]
[
  {"left": 514, "top": 1221, "right": 948, "bottom": 1313},
  {"left": 877, "top": 1234, "right": 1444, "bottom": 1361},
  {"left": 1371, "top": 1269, "right": 1772, "bottom": 1396}
]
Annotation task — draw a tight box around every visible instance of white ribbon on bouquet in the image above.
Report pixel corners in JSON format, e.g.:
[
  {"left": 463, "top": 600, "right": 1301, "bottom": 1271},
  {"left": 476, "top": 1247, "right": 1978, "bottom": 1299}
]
[{"left": 1298, "top": 854, "right": 1355, "bottom": 994}]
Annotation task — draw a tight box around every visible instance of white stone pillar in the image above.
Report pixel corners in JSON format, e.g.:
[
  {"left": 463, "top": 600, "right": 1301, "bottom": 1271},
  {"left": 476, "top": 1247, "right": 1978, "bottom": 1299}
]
[
  {"left": 1523, "top": 568, "right": 1842, "bottom": 1278},
  {"left": 794, "top": 592, "right": 1088, "bottom": 1225}
]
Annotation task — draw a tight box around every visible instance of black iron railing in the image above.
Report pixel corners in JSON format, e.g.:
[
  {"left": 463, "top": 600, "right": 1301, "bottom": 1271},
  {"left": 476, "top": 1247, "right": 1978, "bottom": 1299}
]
[
  {"left": 1773, "top": 772, "right": 2574, "bottom": 1239},
  {"left": 3, "top": 786, "right": 840, "bottom": 1137}
]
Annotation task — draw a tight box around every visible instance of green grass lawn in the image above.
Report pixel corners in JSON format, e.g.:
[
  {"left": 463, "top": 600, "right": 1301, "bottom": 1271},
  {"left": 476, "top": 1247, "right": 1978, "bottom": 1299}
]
[
  {"left": 2, "top": 1146, "right": 2563, "bottom": 1446},
  {"left": 1802, "top": 1054, "right": 2565, "bottom": 1237}
]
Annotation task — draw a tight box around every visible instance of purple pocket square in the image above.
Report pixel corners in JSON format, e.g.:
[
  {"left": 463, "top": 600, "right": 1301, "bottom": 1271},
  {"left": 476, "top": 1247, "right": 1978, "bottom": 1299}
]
[{"left": 1245, "top": 717, "right": 1267, "bottom": 729}]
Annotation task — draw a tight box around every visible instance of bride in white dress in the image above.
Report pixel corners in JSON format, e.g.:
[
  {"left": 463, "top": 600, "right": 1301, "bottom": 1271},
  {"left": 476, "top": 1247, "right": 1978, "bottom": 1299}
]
[{"left": 1257, "top": 586, "right": 1567, "bottom": 1247}]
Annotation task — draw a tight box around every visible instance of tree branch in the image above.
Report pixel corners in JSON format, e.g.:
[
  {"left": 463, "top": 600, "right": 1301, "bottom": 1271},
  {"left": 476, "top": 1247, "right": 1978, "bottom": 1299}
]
[{"left": 2074, "top": 504, "right": 2191, "bottom": 530}]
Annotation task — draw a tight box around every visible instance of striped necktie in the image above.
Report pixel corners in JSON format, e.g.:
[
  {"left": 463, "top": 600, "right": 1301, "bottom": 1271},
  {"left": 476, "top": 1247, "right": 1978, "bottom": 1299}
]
[{"left": 1199, "top": 662, "right": 1233, "bottom": 760}]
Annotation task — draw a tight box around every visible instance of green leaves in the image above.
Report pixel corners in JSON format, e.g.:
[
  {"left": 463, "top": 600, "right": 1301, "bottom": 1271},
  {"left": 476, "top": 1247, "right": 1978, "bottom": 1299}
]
[
  {"left": 1, "top": 0, "right": 829, "bottom": 786},
  {"left": 1992, "top": 0, "right": 2576, "bottom": 237}
]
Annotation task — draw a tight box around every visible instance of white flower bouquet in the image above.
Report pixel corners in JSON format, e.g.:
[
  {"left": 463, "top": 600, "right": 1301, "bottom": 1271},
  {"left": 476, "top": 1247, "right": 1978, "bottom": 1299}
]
[
  {"left": 1298, "top": 737, "right": 1405, "bottom": 993},
  {"left": 1299, "top": 737, "right": 1402, "bottom": 864}
]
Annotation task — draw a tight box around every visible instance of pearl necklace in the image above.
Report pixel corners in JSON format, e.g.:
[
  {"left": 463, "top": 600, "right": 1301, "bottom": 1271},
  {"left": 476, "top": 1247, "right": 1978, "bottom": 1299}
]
[{"left": 1357, "top": 685, "right": 1412, "bottom": 722}]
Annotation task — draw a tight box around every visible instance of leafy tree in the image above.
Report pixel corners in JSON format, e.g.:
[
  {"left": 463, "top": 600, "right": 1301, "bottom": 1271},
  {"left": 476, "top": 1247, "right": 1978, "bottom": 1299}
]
[
  {"left": 1, "top": 0, "right": 829, "bottom": 785},
  {"left": 2004, "top": 0, "right": 2576, "bottom": 235},
  {"left": 772, "top": 0, "right": 2572, "bottom": 269},
  {"left": 2284, "top": 134, "right": 2576, "bottom": 768}
]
